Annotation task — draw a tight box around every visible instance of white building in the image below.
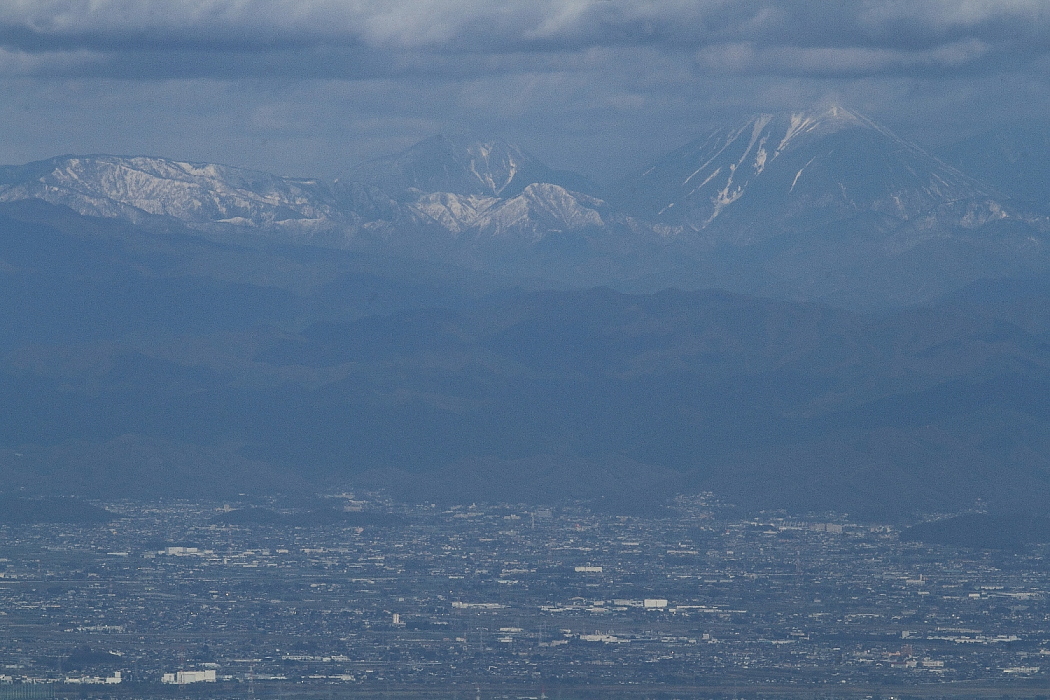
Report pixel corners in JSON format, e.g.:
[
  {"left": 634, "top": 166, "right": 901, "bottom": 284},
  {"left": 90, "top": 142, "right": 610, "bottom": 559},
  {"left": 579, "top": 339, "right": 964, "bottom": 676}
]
[
  {"left": 162, "top": 669, "right": 216, "bottom": 684},
  {"left": 64, "top": 672, "right": 121, "bottom": 685}
]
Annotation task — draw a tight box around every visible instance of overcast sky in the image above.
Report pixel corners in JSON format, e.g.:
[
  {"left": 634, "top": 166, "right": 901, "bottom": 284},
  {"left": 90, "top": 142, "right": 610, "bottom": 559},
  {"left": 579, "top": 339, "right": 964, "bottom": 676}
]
[{"left": 2, "top": 0, "right": 1049, "bottom": 182}]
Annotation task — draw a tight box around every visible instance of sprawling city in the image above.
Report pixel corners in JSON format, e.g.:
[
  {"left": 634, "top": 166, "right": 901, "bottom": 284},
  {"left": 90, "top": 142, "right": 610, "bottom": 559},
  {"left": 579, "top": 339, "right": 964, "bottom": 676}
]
[
  {"left": 1, "top": 495, "right": 1049, "bottom": 699},
  {"left": 5, "top": 2, "right": 1050, "bottom": 700}
]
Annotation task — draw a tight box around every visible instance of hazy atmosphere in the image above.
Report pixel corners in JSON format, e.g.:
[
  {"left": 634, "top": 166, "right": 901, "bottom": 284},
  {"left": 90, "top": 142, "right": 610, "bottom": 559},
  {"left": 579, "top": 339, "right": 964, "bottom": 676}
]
[
  {"left": 3, "top": 0, "right": 1050, "bottom": 178},
  {"left": 6, "top": 2, "right": 1050, "bottom": 697}
]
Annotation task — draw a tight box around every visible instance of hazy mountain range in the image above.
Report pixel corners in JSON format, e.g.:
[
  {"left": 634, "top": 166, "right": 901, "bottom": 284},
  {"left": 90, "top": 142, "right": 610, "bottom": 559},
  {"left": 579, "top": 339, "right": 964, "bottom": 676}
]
[
  {"left": 2, "top": 106, "right": 1050, "bottom": 517},
  {"left": 3, "top": 106, "right": 1049, "bottom": 308}
]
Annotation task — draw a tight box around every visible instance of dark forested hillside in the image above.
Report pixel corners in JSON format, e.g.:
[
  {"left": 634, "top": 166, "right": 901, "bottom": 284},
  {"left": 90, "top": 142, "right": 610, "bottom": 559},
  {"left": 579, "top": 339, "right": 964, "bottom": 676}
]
[{"left": 2, "top": 201, "right": 1050, "bottom": 517}]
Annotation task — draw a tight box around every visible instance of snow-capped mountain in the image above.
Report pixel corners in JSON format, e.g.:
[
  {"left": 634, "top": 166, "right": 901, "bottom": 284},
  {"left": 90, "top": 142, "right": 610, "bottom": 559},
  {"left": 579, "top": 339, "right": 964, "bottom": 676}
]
[
  {"left": 471, "top": 183, "right": 608, "bottom": 239},
  {"left": 407, "top": 183, "right": 614, "bottom": 241},
  {"left": 0, "top": 155, "right": 348, "bottom": 232},
  {"left": 344, "top": 135, "right": 597, "bottom": 201},
  {"left": 406, "top": 191, "right": 500, "bottom": 234},
  {"left": 0, "top": 141, "right": 608, "bottom": 245},
  {"left": 1, "top": 111, "right": 1049, "bottom": 308},
  {"left": 614, "top": 106, "right": 1027, "bottom": 244}
]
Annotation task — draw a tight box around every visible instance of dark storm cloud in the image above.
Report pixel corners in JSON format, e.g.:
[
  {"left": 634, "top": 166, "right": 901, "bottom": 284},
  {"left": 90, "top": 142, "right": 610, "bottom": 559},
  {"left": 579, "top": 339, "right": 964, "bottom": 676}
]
[{"left": 0, "top": 1, "right": 1047, "bottom": 80}]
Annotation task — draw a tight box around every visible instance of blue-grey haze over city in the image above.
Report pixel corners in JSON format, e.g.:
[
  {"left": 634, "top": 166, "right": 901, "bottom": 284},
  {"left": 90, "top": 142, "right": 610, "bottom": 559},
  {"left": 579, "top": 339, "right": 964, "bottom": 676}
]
[{"left": 3, "top": 2, "right": 1050, "bottom": 698}]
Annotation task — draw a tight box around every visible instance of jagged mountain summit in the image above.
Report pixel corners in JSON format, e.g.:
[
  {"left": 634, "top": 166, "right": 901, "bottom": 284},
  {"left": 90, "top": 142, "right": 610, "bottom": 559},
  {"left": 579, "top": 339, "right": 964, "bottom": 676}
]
[
  {"left": 0, "top": 141, "right": 609, "bottom": 246},
  {"left": 0, "top": 155, "right": 335, "bottom": 224},
  {"left": 344, "top": 134, "right": 597, "bottom": 201},
  {"left": 5, "top": 110, "right": 1050, "bottom": 515},
  {"left": 1, "top": 110, "right": 1049, "bottom": 308},
  {"left": 613, "top": 106, "right": 1019, "bottom": 242},
  {"left": 0, "top": 154, "right": 378, "bottom": 244},
  {"left": 408, "top": 182, "right": 631, "bottom": 240}
]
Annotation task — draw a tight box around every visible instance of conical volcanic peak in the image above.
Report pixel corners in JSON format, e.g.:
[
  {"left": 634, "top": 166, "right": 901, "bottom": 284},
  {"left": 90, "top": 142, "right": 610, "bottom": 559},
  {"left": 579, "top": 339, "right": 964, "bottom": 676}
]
[
  {"left": 0, "top": 108, "right": 1047, "bottom": 310},
  {"left": 613, "top": 107, "right": 995, "bottom": 240}
]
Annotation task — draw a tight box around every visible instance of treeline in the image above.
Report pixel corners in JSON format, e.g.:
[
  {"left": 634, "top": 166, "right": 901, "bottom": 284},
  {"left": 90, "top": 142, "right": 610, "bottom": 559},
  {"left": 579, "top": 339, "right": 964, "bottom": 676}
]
[
  {"left": 901, "top": 513, "right": 1050, "bottom": 550},
  {"left": 0, "top": 496, "right": 114, "bottom": 524}
]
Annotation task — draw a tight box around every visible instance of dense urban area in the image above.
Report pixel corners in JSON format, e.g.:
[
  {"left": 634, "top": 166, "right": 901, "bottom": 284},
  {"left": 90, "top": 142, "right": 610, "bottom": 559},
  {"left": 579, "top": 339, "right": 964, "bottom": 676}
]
[{"left": 2, "top": 495, "right": 1050, "bottom": 699}]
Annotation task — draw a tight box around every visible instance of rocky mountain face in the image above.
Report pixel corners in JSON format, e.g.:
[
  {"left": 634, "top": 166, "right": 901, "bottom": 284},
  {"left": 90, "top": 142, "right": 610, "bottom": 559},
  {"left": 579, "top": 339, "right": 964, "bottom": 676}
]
[
  {"left": 343, "top": 134, "right": 597, "bottom": 200},
  {"left": 0, "top": 142, "right": 614, "bottom": 250},
  {"left": 0, "top": 107, "right": 1048, "bottom": 309},
  {"left": 406, "top": 183, "right": 614, "bottom": 240},
  {"left": 0, "top": 155, "right": 340, "bottom": 227}
]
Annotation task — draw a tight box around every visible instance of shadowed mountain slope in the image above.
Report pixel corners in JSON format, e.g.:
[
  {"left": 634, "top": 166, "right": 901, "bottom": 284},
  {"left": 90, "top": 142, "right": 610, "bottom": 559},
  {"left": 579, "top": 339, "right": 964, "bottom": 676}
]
[
  {"left": 344, "top": 134, "right": 598, "bottom": 200},
  {"left": 938, "top": 123, "right": 1050, "bottom": 209},
  {"left": 3, "top": 111, "right": 1050, "bottom": 309},
  {"left": 2, "top": 201, "right": 1050, "bottom": 517},
  {"left": 613, "top": 107, "right": 1007, "bottom": 237}
]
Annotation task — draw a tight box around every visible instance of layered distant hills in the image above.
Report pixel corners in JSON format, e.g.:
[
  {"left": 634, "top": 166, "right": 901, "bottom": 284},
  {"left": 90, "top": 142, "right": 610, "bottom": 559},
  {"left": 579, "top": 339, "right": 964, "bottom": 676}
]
[
  {"left": 2, "top": 107, "right": 1050, "bottom": 517},
  {"left": 3, "top": 106, "right": 1049, "bottom": 308}
]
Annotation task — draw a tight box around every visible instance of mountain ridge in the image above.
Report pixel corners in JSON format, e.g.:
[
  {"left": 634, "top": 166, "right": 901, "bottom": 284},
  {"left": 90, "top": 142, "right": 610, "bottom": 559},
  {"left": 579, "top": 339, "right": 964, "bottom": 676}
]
[
  {"left": 3, "top": 198, "right": 1050, "bottom": 515},
  {"left": 611, "top": 106, "right": 1014, "bottom": 239},
  {"left": 343, "top": 134, "right": 599, "bottom": 200},
  {"left": 1, "top": 107, "right": 1048, "bottom": 309}
]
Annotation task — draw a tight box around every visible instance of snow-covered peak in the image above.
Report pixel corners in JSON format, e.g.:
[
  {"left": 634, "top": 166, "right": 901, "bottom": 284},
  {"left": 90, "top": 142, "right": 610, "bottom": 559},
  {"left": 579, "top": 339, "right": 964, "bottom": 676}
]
[
  {"left": 345, "top": 134, "right": 594, "bottom": 201},
  {"left": 0, "top": 154, "right": 343, "bottom": 228},
  {"left": 613, "top": 106, "right": 995, "bottom": 237},
  {"left": 457, "top": 137, "right": 525, "bottom": 196},
  {"left": 471, "top": 182, "right": 608, "bottom": 240},
  {"left": 774, "top": 106, "right": 862, "bottom": 153}
]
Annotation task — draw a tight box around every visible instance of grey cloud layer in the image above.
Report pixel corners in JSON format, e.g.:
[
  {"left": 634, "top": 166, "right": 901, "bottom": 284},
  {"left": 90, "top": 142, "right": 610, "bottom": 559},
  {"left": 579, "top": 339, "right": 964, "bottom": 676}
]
[
  {"left": 2, "top": 0, "right": 1048, "bottom": 183},
  {"left": 0, "top": 0, "right": 1047, "bottom": 79}
]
